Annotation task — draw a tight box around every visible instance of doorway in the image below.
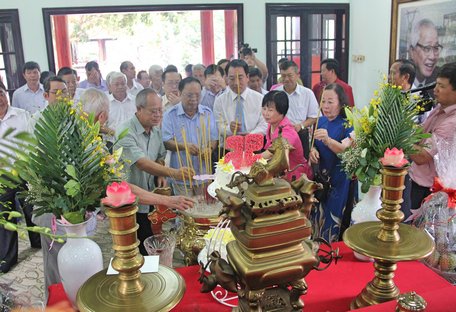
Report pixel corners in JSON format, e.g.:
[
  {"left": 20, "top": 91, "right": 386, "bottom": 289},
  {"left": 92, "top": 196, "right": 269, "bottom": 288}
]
[{"left": 266, "top": 4, "right": 349, "bottom": 89}]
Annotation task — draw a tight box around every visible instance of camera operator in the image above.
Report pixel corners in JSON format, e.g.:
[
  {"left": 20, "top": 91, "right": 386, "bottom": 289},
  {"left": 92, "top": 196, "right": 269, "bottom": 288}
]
[{"left": 239, "top": 43, "right": 268, "bottom": 82}]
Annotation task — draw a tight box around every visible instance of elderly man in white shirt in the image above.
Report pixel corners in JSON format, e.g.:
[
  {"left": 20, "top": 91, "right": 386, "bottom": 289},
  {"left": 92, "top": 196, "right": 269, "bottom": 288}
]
[
  {"left": 276, "top": 60, "right": 319, "bottom": 158},
  {"left": 213, "top": 59, "right": 267, "bottom": 139},
  {"left": 11, "top": 61, "right": 46, "bottom": 114},
  {"left": 276, "top": 60, "right": 319, "bottom": 131},
  {"left": 120, "top": 61, "right": 144, "bottom": 96},
  {"left": 106, "top": 72, "right": 137, "bottom": 133},
  {"left": 0, "top": 81, "right": 41, "bottom": 273}
]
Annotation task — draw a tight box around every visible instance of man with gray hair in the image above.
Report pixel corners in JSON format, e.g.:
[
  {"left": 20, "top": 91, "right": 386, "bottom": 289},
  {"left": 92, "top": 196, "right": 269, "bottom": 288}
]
[
  {"left": 117, "top": 88, "right": 194, "bottom": 255},
  {"left": 81, "top": 88, "right": 111, "bottom": 133},
  {"left": 120, "top": 61, "right": 144, "bottom": 96},
  {"left": 106, "top": 71, "right": 136, "bottom": 132},
  {"left": 192, "top": 63, "right": 206, "bottom": 85},
  {"left": 148, "top": 65, "right": 164, "bottom": 96},
  {"left": 408, "top": 19, "right": 442, "bottom": 88}
]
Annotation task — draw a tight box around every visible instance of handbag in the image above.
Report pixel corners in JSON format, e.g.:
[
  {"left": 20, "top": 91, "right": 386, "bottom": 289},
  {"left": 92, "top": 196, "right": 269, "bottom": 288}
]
[{"left": 312, "top": 164, "right": 331, "bottom": 203}]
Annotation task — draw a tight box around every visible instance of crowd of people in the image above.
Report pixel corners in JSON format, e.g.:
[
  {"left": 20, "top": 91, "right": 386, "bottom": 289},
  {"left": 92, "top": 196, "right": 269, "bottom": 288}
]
[{"left": 1, "top": 40, "right": 456, "bottom": 304}]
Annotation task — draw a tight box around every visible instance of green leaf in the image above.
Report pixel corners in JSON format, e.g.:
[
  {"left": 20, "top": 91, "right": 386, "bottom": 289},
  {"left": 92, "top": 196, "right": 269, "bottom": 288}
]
[
  {"left": 3, "top": 222, "right": 17, "bottom": 231},
  {"left": 64, "top": 179, "right": 81, "bottom": 197},
  {"left": 361, "top": 182, "right": 371, "bottom": 193},
  {"left": 63, "top": 211, "right": 85, "bottom": 224},
  {"left": 66, "top": 165, "right": 78, "bottom": 180},
  {"left": 7, "top": 211, "right": 23, "bottom": 219}
]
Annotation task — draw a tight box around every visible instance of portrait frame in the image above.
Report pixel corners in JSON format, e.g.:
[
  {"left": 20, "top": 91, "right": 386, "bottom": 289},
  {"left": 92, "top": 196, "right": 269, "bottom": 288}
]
[{"left": 390, "top": 0, "right": 456, "bottom": 65}]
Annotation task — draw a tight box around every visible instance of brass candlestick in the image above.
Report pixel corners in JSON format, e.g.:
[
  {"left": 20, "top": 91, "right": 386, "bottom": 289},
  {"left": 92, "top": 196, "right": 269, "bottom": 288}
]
[
  {"left": 343, "top": 166, "right": 435, "bottom": 309},
  {"left": 77, "top": 201, "right": 185, "bottom": 311}
]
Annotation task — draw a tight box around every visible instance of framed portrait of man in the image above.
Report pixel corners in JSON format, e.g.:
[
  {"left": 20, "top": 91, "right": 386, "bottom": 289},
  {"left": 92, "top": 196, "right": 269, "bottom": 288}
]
[{"left": 390, "top": 0, "right": 456, "bottom": 88}]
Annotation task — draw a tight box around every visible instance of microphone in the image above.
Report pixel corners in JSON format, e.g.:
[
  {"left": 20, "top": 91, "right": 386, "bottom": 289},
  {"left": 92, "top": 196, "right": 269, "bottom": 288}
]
[
  {"left": 408, "top": 82, "right": 436, "bottom": 114},
  {"left": 409, "top": 82, "right": 436, "bottom": 94}
]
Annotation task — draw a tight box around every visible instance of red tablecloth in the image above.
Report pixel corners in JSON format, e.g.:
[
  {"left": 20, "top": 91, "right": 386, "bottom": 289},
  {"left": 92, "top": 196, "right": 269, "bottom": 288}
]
[{"left": 48, "top": 242, "right": 455, "bottom": 311}]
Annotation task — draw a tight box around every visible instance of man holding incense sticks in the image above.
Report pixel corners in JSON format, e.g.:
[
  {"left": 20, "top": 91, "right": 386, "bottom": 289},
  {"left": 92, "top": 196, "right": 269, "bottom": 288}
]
[
  {"left": 117, "top": 88, "right": 194, "bottom": 255},
  {"left": 162, "top": 77, "right": 218, "bottom": 196}
]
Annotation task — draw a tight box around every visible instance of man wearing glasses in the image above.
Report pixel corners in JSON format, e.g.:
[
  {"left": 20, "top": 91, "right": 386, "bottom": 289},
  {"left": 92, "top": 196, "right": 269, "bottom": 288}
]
[
  {"left": 43, "top": 76, "right": 69, "bottom": 105},
  {"left": 409, "top": 19, "right": 442, "bottom": 88},
  {"left": 117, "top": 88, "right": 193, "bottom": 255},
  {"left": 162, "top": 77, "right": 218, "bottom": 195}
]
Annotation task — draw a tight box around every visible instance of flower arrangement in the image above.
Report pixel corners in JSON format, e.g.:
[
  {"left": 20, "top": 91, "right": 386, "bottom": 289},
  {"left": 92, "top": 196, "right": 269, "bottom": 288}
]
[
  {"left": 13, "top": 96, "right": 125, "bottom": 224},
  {"left": 340, "top": 81, "right": 429, "bottom": 193}
]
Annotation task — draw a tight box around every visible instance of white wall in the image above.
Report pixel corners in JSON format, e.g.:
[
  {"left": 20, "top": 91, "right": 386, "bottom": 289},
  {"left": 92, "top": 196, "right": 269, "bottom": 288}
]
[
  {"left": 349, "top": 0, "right": 392, "bottom": 107},
  {"left": 1, "top": 0, "right": 392, "bottom": 107}
]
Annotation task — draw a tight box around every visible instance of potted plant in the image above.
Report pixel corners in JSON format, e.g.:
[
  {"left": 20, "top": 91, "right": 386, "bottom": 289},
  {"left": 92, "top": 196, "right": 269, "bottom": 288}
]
[
  {"left": 340, "top": 80, "right": 429, "bottom": 226},
  {"left": 10, "top": 96, "right": 124, "bottom": 305},
  {"left": 16, "top": 99, "right": 124, "bottom": 224}
]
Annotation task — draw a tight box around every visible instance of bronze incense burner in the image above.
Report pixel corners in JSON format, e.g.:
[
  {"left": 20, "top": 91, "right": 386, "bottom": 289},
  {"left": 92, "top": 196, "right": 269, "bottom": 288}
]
[{"left": 200, "top": 134, "right": 338, "bottom": 311}]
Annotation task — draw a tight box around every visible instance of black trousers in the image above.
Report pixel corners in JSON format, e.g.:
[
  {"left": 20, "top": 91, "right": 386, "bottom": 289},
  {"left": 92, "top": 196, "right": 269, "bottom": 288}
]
[
  {"left": 16, "top": 193, "right": 41, "bottom": 248},
  {"left": 136, "top": 211, "right": 153, "bottom": 256},
  {"left": 339, "top": 179, "right": 358, "bottom": 241},
  {"left": 0, "top": 187, "right": 41, "bottom": 273},
  {"left": 401, "top": 175, "right": 431, "bottom": 221},
  {"left": 298, "top": 128, "right": 310, "bottom": 161},
  {"left": 0, "top": 187, "right": 18, "bottom": 273}
]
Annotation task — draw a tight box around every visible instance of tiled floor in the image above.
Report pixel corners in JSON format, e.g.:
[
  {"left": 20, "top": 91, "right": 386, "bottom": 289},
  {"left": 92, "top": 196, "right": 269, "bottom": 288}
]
[
  {"left": 0, "top": 218, "right": 188, "bottom": 309},
  {"left": 0, "top": 219, "right": 114, "bottom": 308}
]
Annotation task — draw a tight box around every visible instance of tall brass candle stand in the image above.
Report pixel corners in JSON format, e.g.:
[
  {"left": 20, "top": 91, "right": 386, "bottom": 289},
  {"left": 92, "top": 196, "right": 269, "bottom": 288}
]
[
  {"left": 343, "top": 166, "right": 434, "bottom": 309},
  {"left": 77, "top": 201, "right": 185, "bottom": 311}
]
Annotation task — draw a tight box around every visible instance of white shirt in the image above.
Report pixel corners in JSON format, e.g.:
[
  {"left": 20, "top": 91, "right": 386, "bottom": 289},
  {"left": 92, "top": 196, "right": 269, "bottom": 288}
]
[
  {"left": 72, "top": 87, "right": 86, "bottom": 104},
  {"left": 276, "top": 84, "right": 319, "bottom": 124},
  {"left": 107, "top": 93, "right": 137, "bottom": 131},
  {"left": 11, "top": 83, "right": 46, "bottom": 114},
  {"left": 128, "top": 79, "right": 144, "bottom": 97},
  {"left": 0, "top": 106, "right": 32, "bottom": 161},
  {"left": 213, "top": 87, "right": 267, "bottom": 137}
]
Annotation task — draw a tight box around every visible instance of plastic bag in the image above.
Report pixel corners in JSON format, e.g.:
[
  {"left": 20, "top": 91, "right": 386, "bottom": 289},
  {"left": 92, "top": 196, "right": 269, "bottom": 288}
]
[{"left": 414, "top": 135, "right": 456, "bottom": 284}]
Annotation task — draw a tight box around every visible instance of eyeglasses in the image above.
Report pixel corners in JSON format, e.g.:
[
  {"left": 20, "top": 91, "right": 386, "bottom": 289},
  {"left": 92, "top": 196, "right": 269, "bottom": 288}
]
[
  {"left": 182, "top": 92, "right": 200, "bottom": 99},
  {"left": 415, "top": 43, "right": 443, "bottom": 54},
  {"left": 280, "top": 73, "right": 297, "bottom": 79},
  {"left": 165, "top": 80, "right": 180, "bottom": 87},
  {"left": 112, "top": 82, "right": 127, "bottom": 88},
  {"left": 49, "top": 89, "right": 69, "bottom": 95},
  {"left": 145, "top": 108, "right": 162, "bottom": 115}
]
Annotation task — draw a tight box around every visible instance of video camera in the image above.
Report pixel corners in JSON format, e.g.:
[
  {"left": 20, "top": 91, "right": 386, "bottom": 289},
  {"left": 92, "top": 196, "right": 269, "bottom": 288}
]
[
  {"left": 239, "top": 43, "right": 258, "bottom": 57},
  {"left": 408, "top": 82, "right": 436, "bottom": 114}
]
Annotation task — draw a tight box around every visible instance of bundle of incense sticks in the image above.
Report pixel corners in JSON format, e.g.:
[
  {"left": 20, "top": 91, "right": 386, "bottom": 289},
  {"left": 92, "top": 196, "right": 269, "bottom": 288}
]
[
  {"left": 234, "top": 71, "right": 242, "bottom": 136},
  {"left": 178, "top": 116, "right": 217, "bottom": 203}
]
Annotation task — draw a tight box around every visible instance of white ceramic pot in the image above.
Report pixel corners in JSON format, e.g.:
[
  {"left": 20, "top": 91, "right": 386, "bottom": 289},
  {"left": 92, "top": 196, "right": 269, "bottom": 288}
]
[
  {"left": 351, "top": 184, "right": 382, "bottom": 224},
  {"left": 351, "top": 185, "right": 382, "bottom": 262},
  {"left": 57, "top": 214, "right": 103, "bottom": 307}
]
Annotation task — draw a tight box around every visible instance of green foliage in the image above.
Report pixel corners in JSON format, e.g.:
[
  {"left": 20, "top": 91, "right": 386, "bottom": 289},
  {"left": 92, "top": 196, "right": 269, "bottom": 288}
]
[
  {"left": 340, "top": 83, "right": 430, "bottom": 192},
  {"left": 0, "top": 210, "right": 65, "bottom": 243},
  {"left": 70, "top": 13, "right": 154, "bottom": 41},
  {"left": 11, "top": 100, "right": 124, "bottom": 223}
]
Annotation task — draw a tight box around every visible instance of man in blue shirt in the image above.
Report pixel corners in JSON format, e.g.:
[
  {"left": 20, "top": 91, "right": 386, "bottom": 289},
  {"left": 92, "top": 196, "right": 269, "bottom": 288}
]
[{"left": 162, "top": 77, "right": 218, "bottom": 195}]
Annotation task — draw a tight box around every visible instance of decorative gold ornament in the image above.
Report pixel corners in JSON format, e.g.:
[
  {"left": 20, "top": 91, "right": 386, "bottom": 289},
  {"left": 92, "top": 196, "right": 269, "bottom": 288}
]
[
  {"left": 396, "top": 291, "right": 427, "bottom": 312},
  {"left": 77, "top": 201, "right": 185, "bottom": 311},
  {"left": 179, "top": 209, "right": 221, "bottom": 265},
  {"left": 200, "top": 134, "right": 337, "bottom": 311},
  {"left": 344, "top": 166, "right": 434, "bottom": 309}
]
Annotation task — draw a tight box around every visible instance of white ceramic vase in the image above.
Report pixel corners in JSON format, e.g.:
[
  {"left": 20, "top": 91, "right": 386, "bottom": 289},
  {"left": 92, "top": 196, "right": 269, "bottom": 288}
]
[
  {"left": 351, "top": 184, "right": 382, "bottom": 224},
  {"left": 57, "top": 214, "right": 103, "bottom": 307},
  {"left": 350, "top": 184, "right": 382, "bottom": 261}
]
